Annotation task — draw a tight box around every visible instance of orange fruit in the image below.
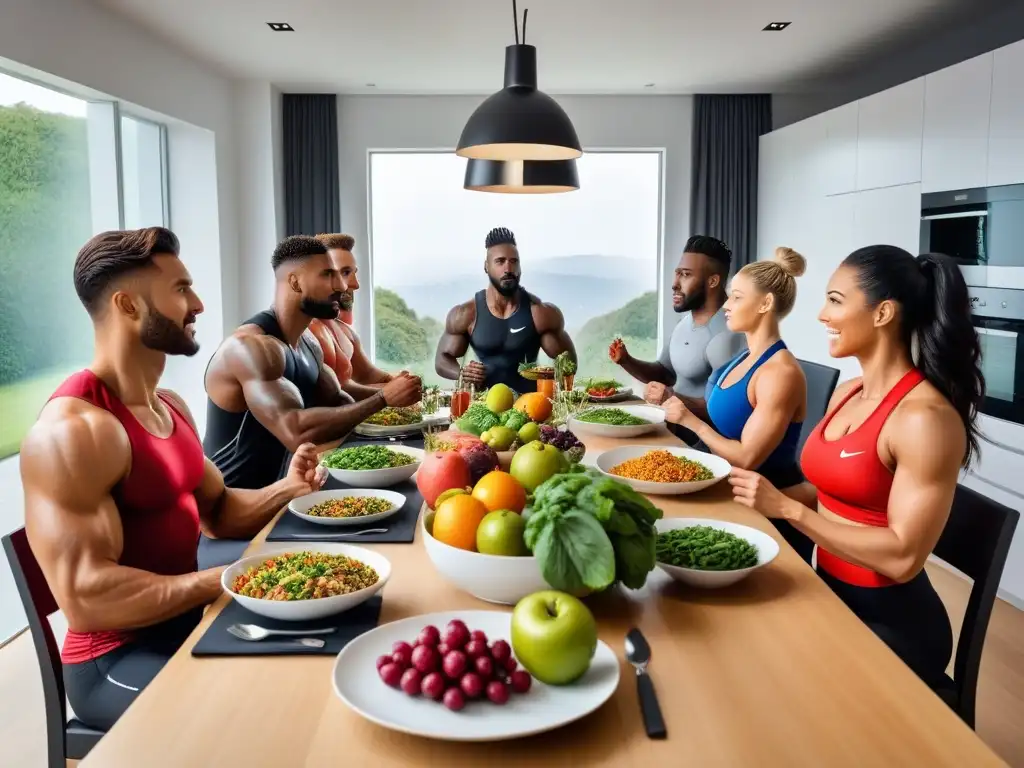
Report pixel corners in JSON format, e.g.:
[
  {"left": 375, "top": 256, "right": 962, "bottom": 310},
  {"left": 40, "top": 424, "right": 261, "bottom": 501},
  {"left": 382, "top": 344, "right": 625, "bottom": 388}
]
[
  {"left": 472, "top": 470, "right": 527, "bottom": 514},
  {"left": 432, "top": 494, "right": 489, "bottom": 551},
  {"left": 513, "top": 392, "right": 553, "bottom": 423}
]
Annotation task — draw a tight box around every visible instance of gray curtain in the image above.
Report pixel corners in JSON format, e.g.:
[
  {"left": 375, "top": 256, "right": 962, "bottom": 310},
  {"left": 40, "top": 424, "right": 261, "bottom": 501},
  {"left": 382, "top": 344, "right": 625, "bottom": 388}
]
[
  {"left": 690, "top": 95, "right": 772, "bottom": 269},
  {"left": 283, "top": 94, "right": 340, "bottom": 235}
]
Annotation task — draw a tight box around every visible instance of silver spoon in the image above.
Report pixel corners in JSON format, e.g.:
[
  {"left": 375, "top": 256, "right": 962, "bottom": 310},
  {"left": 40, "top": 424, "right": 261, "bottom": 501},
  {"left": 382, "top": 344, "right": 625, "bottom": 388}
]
[
  {"left": 287, "top": 528, "right": 389, "bottom": 539},
  {"left": 624, "top": 628, "right": 667, "bottom": 739},
  {"left": 227, "top": 623, "right": 336, "bottom": 642}
]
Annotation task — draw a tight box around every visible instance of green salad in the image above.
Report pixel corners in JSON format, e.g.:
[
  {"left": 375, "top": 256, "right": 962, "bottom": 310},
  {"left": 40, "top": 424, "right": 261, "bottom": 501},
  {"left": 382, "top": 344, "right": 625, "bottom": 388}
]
[
  {"left": 576, "top": 407, "right": 649, "bottom": 426},
  {"left": 525, "top": 467, "right": 664, "bottom": 593},
  {"left": 656, "top": 526, "right": 759, "bottom": 571},
  {"left": 320, "top": 445, "right": 416, "bottom": 471}
]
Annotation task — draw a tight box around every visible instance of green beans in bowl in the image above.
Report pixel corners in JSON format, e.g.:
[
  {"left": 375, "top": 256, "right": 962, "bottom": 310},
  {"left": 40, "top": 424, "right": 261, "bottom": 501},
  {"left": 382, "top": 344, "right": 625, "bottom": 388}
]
[
  {"left": 318, "top": 445, "right": 424, "bottom": 488},
  {"left": 653, "top": 518, "right": 779, "bottom": 588}
]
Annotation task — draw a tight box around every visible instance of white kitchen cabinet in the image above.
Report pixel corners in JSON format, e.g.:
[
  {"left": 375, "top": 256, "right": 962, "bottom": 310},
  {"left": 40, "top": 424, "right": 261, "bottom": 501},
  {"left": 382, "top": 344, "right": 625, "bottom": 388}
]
[
  {"left": 988, "top": 39, "right": 1024, "bottom": 187},
  {"left": 821, "top": 102, "right": 859, "bottom": 196},
  {"left": 922, "top": 53, "right": 993, "bottom": 193},
  {"left": 852, "top": 183, "right": 922, "bottom": 255},
  {"left": 856, "top": 78, "right": 925, "bottom": 191}
]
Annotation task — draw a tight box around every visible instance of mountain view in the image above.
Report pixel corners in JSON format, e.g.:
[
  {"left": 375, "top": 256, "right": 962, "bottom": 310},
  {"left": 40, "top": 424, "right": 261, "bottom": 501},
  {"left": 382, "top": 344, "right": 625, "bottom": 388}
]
[{"left": 374, "top": 254, "right": 658, "bottom": 388}]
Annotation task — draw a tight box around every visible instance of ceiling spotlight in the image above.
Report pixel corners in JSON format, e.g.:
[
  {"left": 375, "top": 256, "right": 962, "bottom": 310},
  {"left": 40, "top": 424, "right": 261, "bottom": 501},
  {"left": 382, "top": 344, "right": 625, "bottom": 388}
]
[
  {"left": 763, "top": 22, "right": 791, "bottom": 31},
  {"left": 267, "top": 22, "right": 294, "bottom": 32},
  {"left": 644, "top": 83, "right": 655, "bottom": 88}
]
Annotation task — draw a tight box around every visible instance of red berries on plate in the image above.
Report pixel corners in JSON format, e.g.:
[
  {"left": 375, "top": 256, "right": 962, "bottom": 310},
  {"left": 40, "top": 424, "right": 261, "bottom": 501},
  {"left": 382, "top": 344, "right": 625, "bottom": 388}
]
[{"left": 376, "top": 618, "right": 534, "bottom": 712}]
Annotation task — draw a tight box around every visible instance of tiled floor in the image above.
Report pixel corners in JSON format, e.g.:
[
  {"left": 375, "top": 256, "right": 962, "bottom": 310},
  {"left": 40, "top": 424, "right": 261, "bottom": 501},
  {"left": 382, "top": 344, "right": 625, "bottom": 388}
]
[{"left": 1, "top": 564, "right": 1022, "bottom": 767}]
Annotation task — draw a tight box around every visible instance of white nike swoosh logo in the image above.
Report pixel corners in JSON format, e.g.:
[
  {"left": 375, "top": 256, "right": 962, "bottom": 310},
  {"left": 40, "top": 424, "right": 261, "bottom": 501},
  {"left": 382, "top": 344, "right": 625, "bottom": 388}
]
[
  {"left": 839, "top": 450, "right": 864, "bottom": 459},
  {"left": 510, "top": 327, "right": 526, "bottom": 334}
]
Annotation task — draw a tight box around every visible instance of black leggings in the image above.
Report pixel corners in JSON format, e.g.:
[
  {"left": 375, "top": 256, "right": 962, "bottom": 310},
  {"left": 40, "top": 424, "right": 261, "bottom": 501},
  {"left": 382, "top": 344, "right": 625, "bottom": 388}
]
[
  {"left": 64, "top": 609, "right": 201, "bottom": 731},
  {"left": 819, "top": 568, "right": 953, "bottom": 691}
]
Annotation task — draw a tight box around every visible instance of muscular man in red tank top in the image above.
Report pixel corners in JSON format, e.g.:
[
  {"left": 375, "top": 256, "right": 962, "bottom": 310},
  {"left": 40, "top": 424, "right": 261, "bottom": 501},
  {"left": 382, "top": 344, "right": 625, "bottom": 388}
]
[
  {"left": 19, "top": 227, "right": 327, "bottom": 731},
  {"left": 309, "top": 233, "right": 397, "bottom": 393}
]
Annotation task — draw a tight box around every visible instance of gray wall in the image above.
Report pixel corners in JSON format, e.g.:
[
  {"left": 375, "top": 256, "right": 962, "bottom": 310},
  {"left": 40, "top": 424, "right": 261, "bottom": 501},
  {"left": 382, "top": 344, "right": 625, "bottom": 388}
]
[
  {"left": 336, "top": 94, "right": 693, "bottom": 352},
  {"left": 774, "top": 2, "right": 1024, "bottom": 129}
]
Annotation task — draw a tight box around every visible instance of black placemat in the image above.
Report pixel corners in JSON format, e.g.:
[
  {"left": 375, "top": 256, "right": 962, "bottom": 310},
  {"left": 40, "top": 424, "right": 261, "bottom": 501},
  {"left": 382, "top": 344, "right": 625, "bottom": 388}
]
[
  {"left": 266, "top": 477, "right": 423, "bottom": 543},
  {"left": 191, "top": 595, "right": 383, "bottom": 657}
]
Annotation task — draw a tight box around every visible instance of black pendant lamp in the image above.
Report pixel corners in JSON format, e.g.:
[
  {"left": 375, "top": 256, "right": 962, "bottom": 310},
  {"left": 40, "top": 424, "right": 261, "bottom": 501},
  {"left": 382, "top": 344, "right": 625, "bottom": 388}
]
[
  {"left": 456, "top": 2, "right": 582, "bottom": 162},
  {"left": 464, "top": 158, "right": 579, "bottom": 194}
]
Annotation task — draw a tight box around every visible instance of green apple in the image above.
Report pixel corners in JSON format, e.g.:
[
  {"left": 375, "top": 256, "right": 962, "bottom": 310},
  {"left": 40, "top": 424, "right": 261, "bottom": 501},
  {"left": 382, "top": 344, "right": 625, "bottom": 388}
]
[
  {"left": 511, "top": 590, "right": 598, "bottom": 685},
  {"left": 486, "top": 383, "right": 515, "bottom": 414},
  {"left": 509, "top": 441, "right": 564, "bottom": 492}
]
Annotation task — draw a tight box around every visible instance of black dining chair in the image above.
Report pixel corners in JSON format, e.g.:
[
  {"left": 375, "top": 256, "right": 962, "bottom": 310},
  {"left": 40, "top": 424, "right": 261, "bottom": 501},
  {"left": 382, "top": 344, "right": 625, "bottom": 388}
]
[
  {"left": 2, "top": 528, "right": 106, "bottom": 767},
  {"left": 931, "top": 484, "right": 1019, "bottom": 729},
  {"left": 796, "top": 359, "right": 840, "bottom": 454}
]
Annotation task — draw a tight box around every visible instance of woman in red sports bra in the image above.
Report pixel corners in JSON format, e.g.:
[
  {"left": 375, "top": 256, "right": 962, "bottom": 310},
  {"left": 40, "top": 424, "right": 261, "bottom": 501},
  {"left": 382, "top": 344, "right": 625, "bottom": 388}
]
[{"left": 729, "top": 245, "right": 984, "bottom": 692}]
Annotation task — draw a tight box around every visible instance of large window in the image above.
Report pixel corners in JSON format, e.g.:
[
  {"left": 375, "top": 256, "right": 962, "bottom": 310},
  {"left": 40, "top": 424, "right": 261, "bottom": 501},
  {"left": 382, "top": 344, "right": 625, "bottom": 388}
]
[
  {"left": 0, "top": 71, "right": 168, "bottom": 459},
  {"left": 368, "top": 151, "right": 663, "bottom": 390}
]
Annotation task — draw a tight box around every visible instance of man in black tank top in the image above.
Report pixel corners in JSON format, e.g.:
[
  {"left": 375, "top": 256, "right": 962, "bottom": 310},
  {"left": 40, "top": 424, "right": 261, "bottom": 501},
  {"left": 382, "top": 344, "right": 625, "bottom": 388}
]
[
  {"left": 435, "top": 227, "right": 576, "bottom": 393},
  {"left": 204, "top": 236, "right": 422, "bottom": 491}
]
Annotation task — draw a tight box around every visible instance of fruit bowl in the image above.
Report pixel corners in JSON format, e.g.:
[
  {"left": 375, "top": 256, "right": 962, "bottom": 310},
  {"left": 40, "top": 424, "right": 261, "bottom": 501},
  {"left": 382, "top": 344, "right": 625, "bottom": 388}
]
[
  {"left": 421, "top": 509, "right": 549, "bottom": 605},
  {"left": 654, "top": 518, "right": 780, "bottom": 588},
  {"left": 222, "top": 542, "right": 391, "bottom": 621},
  {"left": 319, "top": 445, "right": 424, "bottom": 488},
  {"left": 594, "top": 444, "right": 731, "bottom": 496}
]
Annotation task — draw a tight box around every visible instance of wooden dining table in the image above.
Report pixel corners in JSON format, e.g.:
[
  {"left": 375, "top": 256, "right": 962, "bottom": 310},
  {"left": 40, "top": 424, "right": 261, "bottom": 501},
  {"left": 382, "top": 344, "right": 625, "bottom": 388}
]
[{"left": 81, "top": 422, "right": 1005, "bottom": 767}]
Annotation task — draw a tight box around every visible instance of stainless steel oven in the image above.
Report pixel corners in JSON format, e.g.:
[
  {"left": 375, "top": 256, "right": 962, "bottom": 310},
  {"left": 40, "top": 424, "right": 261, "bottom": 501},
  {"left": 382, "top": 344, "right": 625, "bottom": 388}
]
[
  {"left": 969, "top": 287, "right": 1024, "bottom": 427},
  {"left": 921, "top": 184, "right": 1024, "bottom": 289}
]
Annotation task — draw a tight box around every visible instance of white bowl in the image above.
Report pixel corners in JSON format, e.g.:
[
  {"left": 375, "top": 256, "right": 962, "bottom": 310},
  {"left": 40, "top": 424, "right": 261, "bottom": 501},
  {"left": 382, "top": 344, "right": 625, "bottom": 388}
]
[
  {"left": 288, "top": 488, "right": 407, "bottom": 527},
  {"left": 319, "top": 445, "right": 424, "bottom": 488},
  {"left": 222, "top": 543, "right": 391, "bottom": 621},
  {"left": 594, "top": 444, "right": 730, "bottom": 495},
  {"left": 421, "top": 510, "right": 549, "bottom": 605},
  {"left": 568, "top": 404, "right": 666, "bottom": 438},
  {"left": 654, "top": 517, "right": 779, "bottom": 588}
]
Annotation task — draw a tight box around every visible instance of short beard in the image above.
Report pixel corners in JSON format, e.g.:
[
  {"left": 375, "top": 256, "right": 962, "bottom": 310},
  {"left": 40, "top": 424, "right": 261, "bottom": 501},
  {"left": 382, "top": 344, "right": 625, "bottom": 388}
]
[
  {"left": 140, "top": 309, "right": 199, "bottom": 357},
  {"left": 675, "top": 286, "right": 707, "bottom": 314},
  {"left": 300, "top": 295, "right": 341, "bottom": 319},
  {"left": 490, "top": 275, "right": 519, "bottom": 298},
  {"left": 338, "top": 291, "right": 354, "bottom": 312}
]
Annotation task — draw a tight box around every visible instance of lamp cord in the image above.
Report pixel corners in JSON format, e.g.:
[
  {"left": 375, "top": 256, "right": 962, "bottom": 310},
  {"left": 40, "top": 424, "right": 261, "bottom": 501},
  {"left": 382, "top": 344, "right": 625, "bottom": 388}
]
[
  {"left": 512, "top": 0, "right": 528, "bottom": 44},
  {"left": 523, "top": 8, "right": 528, "bottom": 43}
]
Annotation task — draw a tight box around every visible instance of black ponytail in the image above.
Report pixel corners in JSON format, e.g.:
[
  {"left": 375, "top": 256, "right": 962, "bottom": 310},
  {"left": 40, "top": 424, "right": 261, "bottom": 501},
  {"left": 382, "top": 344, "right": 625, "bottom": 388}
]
[{"left": 843, "top": 246, "right": 985, "bottom": 467}]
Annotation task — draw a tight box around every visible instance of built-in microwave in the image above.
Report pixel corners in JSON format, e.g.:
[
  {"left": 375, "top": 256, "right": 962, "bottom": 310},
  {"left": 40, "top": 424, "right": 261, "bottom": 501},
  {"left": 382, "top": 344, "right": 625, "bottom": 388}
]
[{"left": 921, "top": 184, "right": 1024, "bottom": 289}]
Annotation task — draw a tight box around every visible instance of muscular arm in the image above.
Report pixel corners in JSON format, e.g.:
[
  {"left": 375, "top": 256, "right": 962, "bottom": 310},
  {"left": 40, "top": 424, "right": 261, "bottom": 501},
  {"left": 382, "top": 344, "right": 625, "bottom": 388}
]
[
  {"left": 223, "top": 333, "right": 386, "bottom": 452},
  {"left": 160, "top": 391, "right": 309, "bottom": 540},
  {"left": 348, "top": 327, "right": 393, "bottom": 386},
  {"left": 435, "top": 302, "right": 474, "bottom": 381},
  {"left": 783, "top": 401, "right": 964, "bottom": 582},
  {"left": 619, "top": 354, "right": 676, "bottom": 388},
  {"left": 684, "top": 365, "right": 804, "bottom": 470},
  {"left": 532, "top": 301, "right": 576, "bottom": 363},
  {"left": 20, "top": 404, "right": 222, "bottom": 633}
]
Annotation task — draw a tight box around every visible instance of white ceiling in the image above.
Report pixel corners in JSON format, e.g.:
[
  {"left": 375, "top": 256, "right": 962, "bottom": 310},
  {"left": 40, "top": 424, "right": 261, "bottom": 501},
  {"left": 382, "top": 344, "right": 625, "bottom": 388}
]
[{"left": 95, "top": 0, "right": 1009, "bottom": 94}]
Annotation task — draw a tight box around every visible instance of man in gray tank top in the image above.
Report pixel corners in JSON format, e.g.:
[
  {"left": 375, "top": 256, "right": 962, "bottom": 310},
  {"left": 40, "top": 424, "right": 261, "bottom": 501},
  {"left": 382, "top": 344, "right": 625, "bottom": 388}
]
[{"left": 612, "top": 235, "right": 746, "bottom": 444}]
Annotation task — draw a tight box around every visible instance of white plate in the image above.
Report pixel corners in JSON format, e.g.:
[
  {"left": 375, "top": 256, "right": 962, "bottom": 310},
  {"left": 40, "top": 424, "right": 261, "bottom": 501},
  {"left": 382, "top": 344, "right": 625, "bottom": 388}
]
[
  {"left": 320, "top": 445, "right": 425, "bottom": 488},
  {"left": 568, "top": 404, "right": 665, "bottom": 438},
  {"left": 222, "top": 543, "right": 391, "bottom": 621},
  {"left": 654, "top": 518, "right": 780, "bottom": 588},
  {"left": 288, "top": 488, "right": 407, "bottom": 527},
  {"left": 594, "top": 444, "right": 731, "bottom": 495},
  {"left": 354, "top": 407, "right": 451, "bottom": 437},
  {"left": 332, "top": 610, "right": 620, "bottom": 742},
  {"left": 581, "top": 387, "right": 634, "bottom": 403}
]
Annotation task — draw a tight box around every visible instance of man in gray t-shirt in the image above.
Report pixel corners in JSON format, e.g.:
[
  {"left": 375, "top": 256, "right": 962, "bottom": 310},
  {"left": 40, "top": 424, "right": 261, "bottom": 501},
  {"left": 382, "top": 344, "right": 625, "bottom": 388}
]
[{"left": 612, "top": 235, "right": 745, "bottom": 443}]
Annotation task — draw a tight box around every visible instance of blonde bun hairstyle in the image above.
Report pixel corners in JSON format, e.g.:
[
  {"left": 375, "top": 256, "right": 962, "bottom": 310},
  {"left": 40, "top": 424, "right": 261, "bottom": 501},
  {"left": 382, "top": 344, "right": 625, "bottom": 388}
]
[{"left": 737, "top": 246, "right": 806, "bottom": 318}]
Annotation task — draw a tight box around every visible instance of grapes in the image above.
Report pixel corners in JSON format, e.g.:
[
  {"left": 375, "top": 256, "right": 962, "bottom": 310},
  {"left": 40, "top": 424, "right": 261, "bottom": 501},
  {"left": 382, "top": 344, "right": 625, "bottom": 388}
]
[
  {"left": 411, "top": 645, "right": 439, "bottom": 674},
  {"left": 474, "top": 655, "right": 494, "bottom": 679},
  {"left": 379, "top": 619, "right": 533, "bottom": 712},
  {"left": 400, "top": 668, "right": 422, "bottom": 696},
  {"left": 442, "top": 650, "right": 468, "bottom": 680},
  {"left": 460, "top": 672, "right": 484, "bottom": 699},
  {"left": 464, "top": 640, "right": 487, "bottom": 659},
  {"left": 486, "top": 680, "right": 510, "bottom": 705},
  {"left": 421, "top": 672, "right": 446, "bottom": 700},
  {"left": 443, "top": 687, "right": 466, "bottom": 712},
  {"left": 510, "top": 670, "right": 532, "bottom": 694},
  {"left": 379, "top": 662, "right": 403, "bottom": 688}
]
